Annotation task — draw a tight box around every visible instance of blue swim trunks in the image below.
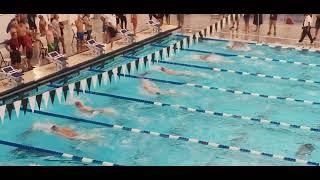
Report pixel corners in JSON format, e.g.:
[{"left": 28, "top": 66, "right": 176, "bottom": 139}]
[{"left": 77, "top": 32, "right": 84, "bottom": 41}]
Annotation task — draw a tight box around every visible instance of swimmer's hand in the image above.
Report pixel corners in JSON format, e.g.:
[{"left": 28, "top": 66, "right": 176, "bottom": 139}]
[{"left": 139, "top": 71, "right": 151, "bottom": 78}]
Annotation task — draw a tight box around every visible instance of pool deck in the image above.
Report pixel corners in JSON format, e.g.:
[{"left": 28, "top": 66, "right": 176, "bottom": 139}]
[
  {"left": 3, "top": 14, "right": 320, "bottom": 98},
  {"left": 0, "top": 24, "right": 178, "bottom": 94}
]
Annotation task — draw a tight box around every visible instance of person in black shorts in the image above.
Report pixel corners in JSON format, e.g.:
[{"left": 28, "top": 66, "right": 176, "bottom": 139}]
[
  {"left": 267, "top": 14, "right": 277, "bottom": 36},
  {"left": 115, "top": 14, "right": 121, "bottom": 29},
  {"left": 119, "top": 14, "right": 127, "bottom": 30},
  {"left": 313, "top": 14, "right": 320, "bottom": 41},
  {"left": 149, "top": 14, "right": 153, "bottom": 20},
  {"left": 253, "top": 14, "right": 263, "bottom": 32},
  {"left": 27, "top": 14, "right": 37, "bottom": 39}
]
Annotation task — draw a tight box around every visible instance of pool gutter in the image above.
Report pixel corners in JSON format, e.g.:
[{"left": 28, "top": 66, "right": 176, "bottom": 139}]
[{"left": 0, "top": 27, "right": 180, "bottom": 104}]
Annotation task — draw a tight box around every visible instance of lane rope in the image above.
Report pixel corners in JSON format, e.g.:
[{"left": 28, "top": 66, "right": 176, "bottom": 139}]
[
  {"left": 123, "top": 54, "right": 320, "bottom": 86},
  {"left": 48, "top": 84, "right": 320, "bottom": 134},
  {"left": 153, "top": 43, "right": 320, "bottom": 68},
  {"left": 114, "top": 73, "right": 320, "bottom": 106},
  {"left": 0, "top": 138, "right": 120, "bottom": 166},
  {"left": 27, "top": 108, "right": 320, "bottom": 166}
]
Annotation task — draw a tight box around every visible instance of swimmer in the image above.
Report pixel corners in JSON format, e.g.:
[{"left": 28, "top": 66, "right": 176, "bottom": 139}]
[
  {"left": 21, "top": 122, "right": 97, "bottom": 141},
  {"left": 50, "top": 125, "right": 79, "bottom": 139},
  {"left": 74, "top": 101, "right": 117, "bottom": 116},
  {"left": 191, "top": 54, "right": 232, "bottom": 63},
  {"left": 226, "top": 41, "right": 250, "bottom": 51},
  {"left": 296, "top": 143, "right": 315, "bottom": 158},
  {"left": 141, "top": 79, "right": 175, "bottom": 95},
  {"left": 158, "top": 66, "right": 194, "bottom": 76}
]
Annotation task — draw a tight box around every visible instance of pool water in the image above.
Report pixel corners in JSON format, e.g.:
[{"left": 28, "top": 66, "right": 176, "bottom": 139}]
[{"left": 0, "top": 35, "right": 320, "bottom": 166}]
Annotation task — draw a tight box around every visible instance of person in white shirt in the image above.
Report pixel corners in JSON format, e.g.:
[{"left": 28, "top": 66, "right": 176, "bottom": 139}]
[{"left": 298, "top": 14, "right": 314, "bottom": 44}]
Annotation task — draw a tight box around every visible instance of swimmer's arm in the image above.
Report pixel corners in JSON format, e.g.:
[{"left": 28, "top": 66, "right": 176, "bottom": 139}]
[
  {"left": 96, "top": 108, "right": 117, "bottom": 115},
  {"left": 19, "top": 128, "right": 33, "bottom": 139}
]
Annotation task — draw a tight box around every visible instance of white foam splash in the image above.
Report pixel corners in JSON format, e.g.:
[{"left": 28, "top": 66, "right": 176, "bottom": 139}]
[{"left": 32, "top": 122, "right": 55, "bottom": 133}]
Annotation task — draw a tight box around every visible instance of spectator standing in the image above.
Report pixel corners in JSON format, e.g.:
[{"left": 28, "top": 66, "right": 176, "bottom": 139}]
[
  {"left": 313, "top": 14, "right": 320, "bottom": 41},
  {"left": 177, "top": 14, "right": 184, "bottom": 27},
  {"left": 5, "top": 28, "right": 21, "bottom": 70},
  {"left": 253, "top": 14, "right": 263, "bottom": 32},
  {"left": 131, "top": 14, "right": 138, "bottom": 35},
  {"left": 21, "top": 31, "right": 34, "bottom": 70},
  {"left": 149, "top": 14, "right": 153, "bottom": 20},
  {"left": 267, "top": 14, "right": 277, "bottom": 36},
  {"left": 46, "top": 24, "right": 56, "bottom": 53},
  {"left": 100, "top": 16, "right": 107, "bottom": 43},
  {"left": 298, "top": 14, "right": 314, "bottom": 44},
  {"left": 38, "top": 15, "right": 47, "bottom": 37},
  {"left": 27, "top": 14, "right": 37, "bottom": 39},
  {"left": 83, "top": 14, "right": 93, "bottom": 40},
  {"left": 165, "top": 14, "right": 170, "bottom": 24},
  {"left": 115, "top": 14, "right": 121, "bottom": 29},
  {"left": 119, "top": 14, "right": 127, "bottom": 29},
  {"left": 243, "top": 14, "right": 250, "bottom": 34},
  {"left": 105, "top": 16, "right": 118, "bottom": 50},
  {"left": 75, "top": 15, "right": 85, "bottom": 52},
  {"left": 51, "top": 14, "right": 65, "bottom": 54},
  {"left": 156, "top": 14, "right": 164, "bottom": 26},
  {"left": 229, "top": 14, "right": 239, "bottom": 31},
  {"left": 6, "top": 15, "right": 19, "bottom": 33}
]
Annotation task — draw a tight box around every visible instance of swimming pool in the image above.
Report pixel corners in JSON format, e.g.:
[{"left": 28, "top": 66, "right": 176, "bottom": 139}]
[{"left": 1, "top": 33, "right": 320, "bottom": 166}]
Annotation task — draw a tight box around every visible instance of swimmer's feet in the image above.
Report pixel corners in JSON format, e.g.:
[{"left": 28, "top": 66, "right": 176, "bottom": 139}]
[{"left": 167, "top": 89, "right": 176, "bottom": 94}]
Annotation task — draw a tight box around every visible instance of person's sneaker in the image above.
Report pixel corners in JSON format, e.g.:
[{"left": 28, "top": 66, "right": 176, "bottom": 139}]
[
  {"left": 267, "top": 32, "right": 271, "bottom": 35},
  {"left": 229, "top": 26, "right": 234, "bottom": 30}
]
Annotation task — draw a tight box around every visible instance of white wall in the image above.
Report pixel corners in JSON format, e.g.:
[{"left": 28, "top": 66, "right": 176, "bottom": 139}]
[{"left": 0, "top": 14, "right": 15, "bottom": 43}]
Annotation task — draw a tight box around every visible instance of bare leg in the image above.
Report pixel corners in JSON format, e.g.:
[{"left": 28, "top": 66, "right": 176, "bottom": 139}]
[
  {"left": 273, "top": 21, "right": 276, "bottom": 36},
  {"left": 267, "top": 20, "right": 272, "bottom": 35},
  {"left": 314, "top": 28, "right": 319, "bottom": 40},
  {"left": 60, "top": 37, "right": 66, "bottom": 54},
  {"left": 236, "top": 20, "right": 239, "bottom": 31},
  {"left": 76, "top": 40, "right": 80, "bottom": 52}
]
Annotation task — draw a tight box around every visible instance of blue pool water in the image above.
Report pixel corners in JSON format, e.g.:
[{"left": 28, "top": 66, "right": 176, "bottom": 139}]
[{"left": 1, "top": 35, "right": 320, "bottom": 166}]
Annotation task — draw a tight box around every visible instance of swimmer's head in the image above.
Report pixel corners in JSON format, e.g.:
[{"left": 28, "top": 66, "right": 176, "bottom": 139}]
[
  {"left": 51, "top": 125, "right": 58, "bottom": 131},
  {"left": 75, "top": 101, "right": 81, "bottom": 107},
  {"left": 160, "top": 67, "right": 165, "bottom": 71}
]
